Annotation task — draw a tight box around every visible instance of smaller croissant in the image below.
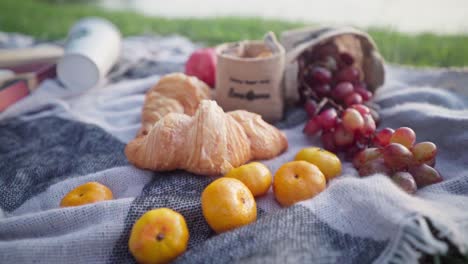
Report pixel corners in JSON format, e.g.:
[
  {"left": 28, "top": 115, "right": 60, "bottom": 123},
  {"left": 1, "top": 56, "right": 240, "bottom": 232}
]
[
  {"left": 138, "top": 73, "right": 211, "bottom": 136},
  {"left": 126, "top": 100, "right": 288, "bottom": 176}
]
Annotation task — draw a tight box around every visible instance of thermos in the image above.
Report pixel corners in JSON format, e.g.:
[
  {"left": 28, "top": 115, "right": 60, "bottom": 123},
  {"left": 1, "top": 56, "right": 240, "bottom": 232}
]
[{"left": 57, "top": 17, "right": 121, "bottom": 91}]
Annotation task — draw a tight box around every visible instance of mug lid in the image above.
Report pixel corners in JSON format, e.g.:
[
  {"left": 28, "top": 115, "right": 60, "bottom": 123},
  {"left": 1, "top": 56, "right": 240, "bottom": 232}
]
[{"left": 57, "top": 53, "right": 100, "bottom": 91}]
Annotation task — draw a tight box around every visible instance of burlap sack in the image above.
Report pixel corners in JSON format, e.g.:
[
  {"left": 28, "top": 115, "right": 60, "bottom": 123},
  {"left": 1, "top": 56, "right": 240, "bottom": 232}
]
[
  {"left": 281, "top": 26, "right": 385, "bottom": 104},
  {"left": 215, "top": 38, "right": 285, "bottom": 122}
]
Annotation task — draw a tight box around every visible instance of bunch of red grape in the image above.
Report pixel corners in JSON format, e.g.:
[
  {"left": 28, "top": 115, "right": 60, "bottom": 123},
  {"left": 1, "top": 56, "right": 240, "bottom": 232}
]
[
  {"left": 354, "top": 127, "right": 442, "bottom": 193},
  {"left": 298, "top": 42, "right": 374, "bottom": 108},
  {"left": 303, "top": 103, "right": 376, "bottom": 157},
  {"left": 300, "top": 42, "right": 380, "bottom": 158},
  {"left": 299, "top": 42, "right": 443, "bottom": 193}
]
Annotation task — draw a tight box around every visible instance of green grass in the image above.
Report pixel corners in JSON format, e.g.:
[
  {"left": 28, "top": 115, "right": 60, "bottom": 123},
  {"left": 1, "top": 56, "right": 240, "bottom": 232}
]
[{"left": 1, "top": 0, "right": 468, "bottom": 67}]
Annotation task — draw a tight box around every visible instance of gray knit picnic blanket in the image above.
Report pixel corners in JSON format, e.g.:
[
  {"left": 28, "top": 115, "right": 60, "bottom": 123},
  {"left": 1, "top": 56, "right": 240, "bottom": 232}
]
[{"left": 1, "top": 33, "right": 468, "bottom": 264}]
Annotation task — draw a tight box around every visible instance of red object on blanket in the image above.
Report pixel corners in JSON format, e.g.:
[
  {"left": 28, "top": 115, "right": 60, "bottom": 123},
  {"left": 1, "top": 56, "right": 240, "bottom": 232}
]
[
  {"left": 0, "top": 79, "right": 29, "bottom": 111},
  {"left": 0, "top": 63, "right": 56, "bottom": 112},
  {"left": 185, "top": 48, "right": 217, "bottom": 88}
]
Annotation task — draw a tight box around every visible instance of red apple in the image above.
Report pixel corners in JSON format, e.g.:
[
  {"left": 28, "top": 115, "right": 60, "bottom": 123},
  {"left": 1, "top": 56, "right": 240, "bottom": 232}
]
[{"left": 185, "top": 48, "right": 217, "bottom": 87}]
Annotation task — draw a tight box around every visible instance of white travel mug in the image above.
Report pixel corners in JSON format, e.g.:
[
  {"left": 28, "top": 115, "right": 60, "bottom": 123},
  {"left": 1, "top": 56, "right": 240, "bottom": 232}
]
[{"left": 57, "top": 17, "right": 121, "bottom": 91}]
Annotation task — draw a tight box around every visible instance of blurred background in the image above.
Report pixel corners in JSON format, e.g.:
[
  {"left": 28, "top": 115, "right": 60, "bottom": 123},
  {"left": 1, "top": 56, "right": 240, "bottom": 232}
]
[
  {"left": 97, "top": 0, "right": 468, "bottom": 34},
  {"left": 2, "top": 0, "right": 468, "bottom": 67}
]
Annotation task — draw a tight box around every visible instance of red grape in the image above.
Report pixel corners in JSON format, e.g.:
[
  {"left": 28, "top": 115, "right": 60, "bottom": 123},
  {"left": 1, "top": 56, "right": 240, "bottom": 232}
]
[
  {"left": 382, "top": 143, "right": 413, "bottom": 171},
  {"left": 336, "top": 67, "right": 360, "bottom": 83},
  {"left": 332, "top": 82, "right": 354, "bottom": 100},
  {"left": 342, "top": 108, "right": 364, "bottom": 132},
  {"left": 334, "top": 124, "right": 355, "bottom": 147},
  {"left": 374, "top": 128, "right": 394, "bottom": 147},
  {"left": 358, "top": 158, "right": 391, "bottom": 177},
  {"left": 344, "top": 92, "right": 362, "bottom": 106},
  {"left": 392, "top": 172, "right": 417, "bottom": 194},
  {"left": 390, "top": 127, "right": 416, "bottom": 148},
  {"left": 321, "top": 131, "right": 337, "bottom": 152},
  {"left": 344, "top": 93, "right": 363, "bottom": 106},
  {"left": 350, "top": 104, "right": 370, "bottom": 116},
  {"left": 311, "top": 66, "right": 332, "bottom": 84},
  {"left": 339, "top": 52, "right": 354, "bottom": 66},
  {"left": 304, "top": 100, "right": 317, "bottom": 117},
  {"left": 313, "top": 83, "right": 331, "bottom": 96},
  {"left": 355, "top": 87, "right": 373, "bottom": 101},
  {"left": 317, "top": 108, "right": 338, "bottom": 131},
  {"left": 303, "top": 118, "right": 321, "bottom": 135},
  {"left": 352, "top": 147, "right": 382, "bottom": 168},
  {"left": 360, "top": 114, "right": 376, "bottom": 136},
  {"left": 408, "top": 164, "right": 443, "bottom": 188},
  {"left": 412, "top": 142, "right": 437, "bottom": 165}
]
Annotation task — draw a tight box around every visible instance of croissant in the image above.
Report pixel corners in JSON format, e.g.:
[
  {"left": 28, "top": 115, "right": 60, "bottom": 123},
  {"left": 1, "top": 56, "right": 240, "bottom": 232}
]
[
  {"left": 126, "top": 100, "right": 288, "bottom": 176},
  {"left": 138, "top": 73, "right": 211, "bottom": 136}
]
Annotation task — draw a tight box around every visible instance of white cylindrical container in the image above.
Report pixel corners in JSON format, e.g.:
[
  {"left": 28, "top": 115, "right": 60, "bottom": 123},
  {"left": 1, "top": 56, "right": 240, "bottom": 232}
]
[{"left": 57, "top": 17, "right": 121, "bottom": 91}]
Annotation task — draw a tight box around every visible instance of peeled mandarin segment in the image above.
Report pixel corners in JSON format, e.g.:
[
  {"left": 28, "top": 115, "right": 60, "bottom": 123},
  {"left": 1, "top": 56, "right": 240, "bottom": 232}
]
[
  {"left": 224, "top": 162, "right": 272, "bottom": 197},
  {"left": 273, "top": 161, "right": 326, "bottom": 207},
  {"left": 60, "top": 182, "right": 113, "bottom": 207},
  {"left": 294, "top": 147, "right": 342, "bottom": 180},
  {"left": 201, "top": 178, "right": 257, "bottom": 233},
  {"left": 128, "top": 208, "right": 189, "bottom": 264}
]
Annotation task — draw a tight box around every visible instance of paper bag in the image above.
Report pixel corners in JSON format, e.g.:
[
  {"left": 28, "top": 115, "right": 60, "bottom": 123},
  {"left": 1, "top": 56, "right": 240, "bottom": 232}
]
[{"left": 215, "top": 37, "right": 285, "bottom": 122}]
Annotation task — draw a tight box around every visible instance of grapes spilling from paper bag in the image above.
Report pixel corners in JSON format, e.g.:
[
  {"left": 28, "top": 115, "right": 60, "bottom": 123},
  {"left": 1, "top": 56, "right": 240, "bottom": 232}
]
[{"left": 299, "top": 42, "right": 442, "bottom": 193}]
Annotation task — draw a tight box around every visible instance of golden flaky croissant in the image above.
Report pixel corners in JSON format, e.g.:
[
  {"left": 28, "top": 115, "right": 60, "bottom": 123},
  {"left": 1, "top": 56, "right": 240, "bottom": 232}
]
[
  {"left": 126, "top": 100, "right": 288, "bottom": 176},
  {"left": 138, "top": 73, "right": 211, "bottom": 136}
]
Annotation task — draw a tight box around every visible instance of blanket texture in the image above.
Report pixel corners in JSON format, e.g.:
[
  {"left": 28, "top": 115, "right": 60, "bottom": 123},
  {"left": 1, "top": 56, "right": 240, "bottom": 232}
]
[{"left": 0, "top": 33, "right": 467, "bottom": 264}]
